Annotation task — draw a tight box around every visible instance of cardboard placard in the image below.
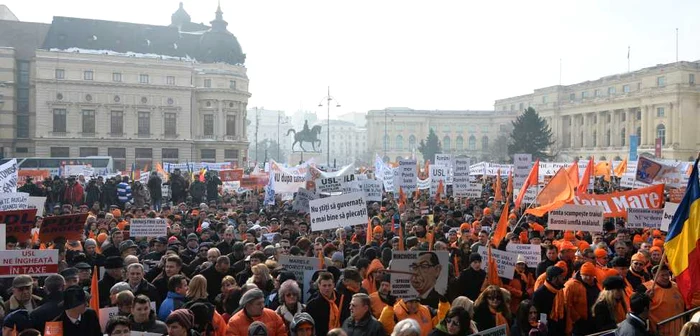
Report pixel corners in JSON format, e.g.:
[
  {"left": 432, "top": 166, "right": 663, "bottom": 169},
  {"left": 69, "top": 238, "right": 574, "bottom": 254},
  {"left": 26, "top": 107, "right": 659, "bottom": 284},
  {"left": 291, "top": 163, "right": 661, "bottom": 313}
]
[
  {"left": 660, "top": 202, "right": 679, "bottom": 232},
  {"left": 0, "top": 159, "right": 18, "bottom": 193},
  {"left": 0, "top": 192, "right": 28, "bottom": 211},
  {"left": 361, "top": 180, "right": 383, "bottom": 203},
  {"left": 477, "top": 246, "right": 517, "bottom": 280},
  {"left": 397, "top": 159, "right": 418, "bottom": 194},
  {"left": 429, "top": 165, "right": 448, "bottom": 197},
  {"left": 547, "top": 204, "right": 605, "bottom": 232},
  {"left": 38, "top": 213, "right": 88, "bottom": 242},
  {"left": 452, "top": 158, "right": 471, "bottom": 196},
  {"left": 129, "top": 218, "right": 168, "bottom": 237},
  {"left": 0, "top": 249, "right": 58, "bottom": 277},
  {"left": 292, "top": 188, "right": 318, "bottom": 213},
  {"left": 309, "top": 192, "right": 367, "bottom": 231},
  {"left": 390, "top": 251, "right": 449, "bottom": 300},
  {"left": 27, "top": 196, "right": 46, "bottom": 217},
  {"left": 1, "top": 209, "right": 37, "bottom": 242},
  {"left": 626, "top": 208, "right": 664, "bottom": 229},
  {"left": 513, "top": 154, "right": 533, "bottom": 190},
  {"left": 278, "top": 255, "right": 321, "bottom": 302},
  {"left": 506, "top": 243, "right": 541, "bottom": 268}
]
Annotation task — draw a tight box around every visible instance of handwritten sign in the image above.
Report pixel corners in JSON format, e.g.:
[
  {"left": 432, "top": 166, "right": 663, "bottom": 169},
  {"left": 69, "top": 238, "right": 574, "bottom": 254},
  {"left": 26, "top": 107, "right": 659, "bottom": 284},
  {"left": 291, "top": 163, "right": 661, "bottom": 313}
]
[
  {"left": 0, "top": 249, "right": 58, "bottom": 277},
  {"left": 361, "top": 180, "right": 383, "bottom": 203},
  {"left": 27, "top": 196, "right": 46, "bottom": 217},
  {"left": 513, "top": 154, "right": 532, "bottom": 190},
  {"left": 38, "top": 213, "right": 88, "bottom": 242},
  {"left": 292, "top": 188, "right": 318, "bottom": 213},
  {"left": 130, "top": 218, "right": 168, "bottom": 237},
  {"left": 309, "top": 192, "right": 367, "bottom": 231},
  {"left": 0, "top": 159, "right": 18, "bottom": 193},
  {"left": 278, "top": 255, "right": 321, "bottom": 302},
  {"left": 506, "top": 243, "right": 541, "bottom": 268},
  {"left": 548, "top": 204, "right": 604, "bottom": 232},
  {"left": 0, "top": 193, "right": 28, "bottom": 211},
  {"left": 477, "top": 246, "right": 516, "bottom": 280}
]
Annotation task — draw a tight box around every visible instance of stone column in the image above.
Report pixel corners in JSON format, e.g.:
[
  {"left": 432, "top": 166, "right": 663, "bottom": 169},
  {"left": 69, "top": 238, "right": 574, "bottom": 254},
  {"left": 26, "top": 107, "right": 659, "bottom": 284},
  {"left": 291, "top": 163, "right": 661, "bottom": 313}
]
[
  {"left": 668, "top": 103, "right": 674, "bottom": 145},
  {"left": 642, "top": 105, "right": 650, "bottom": 145}
]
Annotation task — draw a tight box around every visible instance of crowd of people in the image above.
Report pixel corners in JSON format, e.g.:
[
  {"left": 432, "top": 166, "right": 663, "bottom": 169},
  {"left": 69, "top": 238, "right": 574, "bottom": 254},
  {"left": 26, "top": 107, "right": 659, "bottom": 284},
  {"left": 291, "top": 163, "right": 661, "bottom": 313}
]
[{"left": 2, "top": 168, "right": 699, "bottom": 336}]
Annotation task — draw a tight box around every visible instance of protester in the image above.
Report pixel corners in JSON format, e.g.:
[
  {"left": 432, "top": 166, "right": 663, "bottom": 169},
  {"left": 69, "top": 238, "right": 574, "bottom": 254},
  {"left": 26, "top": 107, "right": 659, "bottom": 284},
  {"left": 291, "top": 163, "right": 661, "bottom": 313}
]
[
  {"left": 592, "top": 275, "right": 628, "bottom": 331},
  {"left": 105, "top": 316, "right": 131, "bottom": 336},
  {"left": 342, "top": 293, "right": 386, "bottom": 336},
  {"left": 614, "top": 292, "right": 651, "bottom": 336},
  {"left": 129, "top": 295, "right": 168, "bottom": 334},
  {"left": 472, "top": 285, "right": 511, "bottom": 333},
  {"left": 305, "top": 271, "right": 339, "bottom": 336},
  {"left": 56, "top": 286, "right": 102, "bottom": 336},
  {"left": 428, "top": 306, "right": 474, "bottom": 336},
  {"left": 644, "top": 264, "right": 685, "bottom": 335},
  {"left": 226, "top": 288, "right": 286, "bottom": 336},
  {"left": 275, "top": 280, "right": 305, "bottom": 330}
]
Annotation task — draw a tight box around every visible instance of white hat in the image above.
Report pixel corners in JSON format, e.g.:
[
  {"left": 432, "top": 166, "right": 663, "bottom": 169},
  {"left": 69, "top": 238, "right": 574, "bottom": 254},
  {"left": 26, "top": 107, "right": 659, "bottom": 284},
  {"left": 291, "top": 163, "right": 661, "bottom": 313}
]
[{"left": 516, "top": 254, "right": 527, "bottom": 265}]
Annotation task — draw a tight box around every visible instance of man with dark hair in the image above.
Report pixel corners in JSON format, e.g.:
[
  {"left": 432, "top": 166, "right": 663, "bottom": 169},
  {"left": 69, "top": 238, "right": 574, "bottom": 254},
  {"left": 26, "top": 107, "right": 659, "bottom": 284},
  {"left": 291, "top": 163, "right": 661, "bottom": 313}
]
[
  {"left": 153, "top": 255, "right": 184, "bottom": 301},
  {"left": 306, "top": 272, "right": 339, "bottom": 336},
  {"left": 341, "top": 293, "right": 385, "bottom": 336},
  {"left": 158, "top": 274, "right": 188, "bottom": 321},
  {"left": 615, "top": 292, "right": 651, "bottom": 336},
  {"left": 337, "top": 268, "right": 367, "bottom": 323},
  {"left": 532, "top": 265, "right": 567, "bottom": 335},
  {"left": 30, "top": 274, "right": 65, "bottom": 332},
  {"left": 536, "top": 245, "right": 559, "bottom": 278},
  {"left": 129, "top": 295, "right": 168, "bottom": 334},
  {"left": 457, "top": 253, "right": 486, "bottom": 301},
  {"left": 201, "top": 256, "right": 233, "bottom": 301},
  {"left": 236, "top": 251, "right": 265, "bottom": 286},
  {"left": 99, "top": 256, "right": 124, "bottom": 307}
]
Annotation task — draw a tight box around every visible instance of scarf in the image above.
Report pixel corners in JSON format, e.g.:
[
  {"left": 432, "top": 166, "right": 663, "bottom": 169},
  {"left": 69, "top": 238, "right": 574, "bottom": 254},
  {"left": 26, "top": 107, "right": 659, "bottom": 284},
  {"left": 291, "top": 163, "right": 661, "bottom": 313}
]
[
  {"left": 322, "top": 291, "right": 340, "bottom": 331},
  {"left": 628, "top": 268, "right": 647, "bottom": 281},
  {"left": 278, "top": 302, "right": 304, "bottom": 324},
  {"left": 489, "top": 306, "right": 510, "bottom": 334},
  {"left": 543, "top": 281, "right": 565, "bottom": 321},
  {"left": 345, "top": 282, "right": 361, "bottom": 294}
]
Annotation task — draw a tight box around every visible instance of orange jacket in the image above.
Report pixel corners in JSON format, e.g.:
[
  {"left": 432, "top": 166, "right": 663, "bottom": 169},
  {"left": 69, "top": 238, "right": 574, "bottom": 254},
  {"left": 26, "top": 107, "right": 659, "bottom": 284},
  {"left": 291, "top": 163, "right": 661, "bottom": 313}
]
[
  {"left": 368, "top": 291, "right": 388, "bottom": 319},
  {"left": 534, "top": 272, "right": 546, "bottom": 292},
  {"left": 644, "top": 280, "right": 685, "bottom": 336},
  {"left": 503, "top": 271, "right": 534, "bottom": 313},
  {"left": 563, "top": 277, "right": 597, "bottom": 334},
  {"left": 226, "top": 308, "right": 287, "bottom": 336},
  {"left": 213, "top": 311, "right": 228, "bottom": 336},
  {"left": 361, "top": 259, "right": 385, "bottom": 295}
]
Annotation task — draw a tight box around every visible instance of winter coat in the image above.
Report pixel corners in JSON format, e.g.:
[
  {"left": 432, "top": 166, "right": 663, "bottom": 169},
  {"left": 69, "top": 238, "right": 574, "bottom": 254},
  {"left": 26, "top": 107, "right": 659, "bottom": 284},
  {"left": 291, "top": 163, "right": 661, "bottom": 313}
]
[
  {"left": 147, "top": 175, "right": 163, "bottom": 200},
  {"left": 614, "top": 314, "right": 650, "bottom": 336},
  {"left": 101, "top": 181, "right": 118, "bottom": 207},
  {"left": 190, "top": 181, "right": 206, "bottom": 202},
  {"left": 129, "top": 310, "right": 168, "bottom": 334},
  {"left": 158, "top": 291, "right": 187, "bottom": 321},
  {"left": 85, "top": 183, "right": 101, "bottom": 207},
  {"left": 276, "top": 302, "right": 305, "bottom": 331},
  {"left": 206, "top": 177, "right": 222, "bottom": 201},
  {"left": 132, "top": 279, "right": 161, "bottom": 309},
  {"left": 132, "top": 184, "right": 149, "bottom": 207},
  {"left": 29, "top": 292, "right": 62, "bottom": 332},
  {"left": 341, "top": 313, "right": 386, "bottom": 336},
  {"left": 63, "top": 182, "right": 84, "bottom": 205},
  {"left": 362, "top": 259, "right": 385, "bottom": 295},
  {"left": 98, "top": 272, "right": 120, "bottom": 308},
  {"left": 226, "top": 307, "right": 287, "bottom": 336},
  {"left": 56, "top": 309, "right": 102, "bottom": 336}
]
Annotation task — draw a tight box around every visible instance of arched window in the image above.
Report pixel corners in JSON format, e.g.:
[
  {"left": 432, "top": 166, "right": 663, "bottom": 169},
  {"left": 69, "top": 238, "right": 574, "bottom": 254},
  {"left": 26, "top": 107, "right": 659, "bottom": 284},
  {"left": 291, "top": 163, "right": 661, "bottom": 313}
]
[
  {"left": 592, "top": 130, "right": 597, "bottom": 147},
  {"left": 605, "top": 129, "right": 611, "bottom": 147},
  {"left": 408, "top": 135, "right": 416, "bottom": 150},
  {"left": 395, "top": 135, "right": 404, "bottom": 151},
  {"left": 621, "top": 128, "right": 626, "bottom": 146},
  {"left": 636, "top": 126, "right": 642, "bottom": 143},
  {"left": 443, "top": 136, "right": 451, "bottom": 151},
  {"left": 482, "top": 136, "right": 489, "bottom": 151},
  {"left": 656, "top": 124, "right": 666, "bottom": 145},
  {"left": 468, "top": 135, "right": 476, "bottom": 150},
  {"left": 456, "top": 136, "right": 464, "bottom": 151},
  {"left": 383, "top": 135, "right": 390, "bottom": 150}
]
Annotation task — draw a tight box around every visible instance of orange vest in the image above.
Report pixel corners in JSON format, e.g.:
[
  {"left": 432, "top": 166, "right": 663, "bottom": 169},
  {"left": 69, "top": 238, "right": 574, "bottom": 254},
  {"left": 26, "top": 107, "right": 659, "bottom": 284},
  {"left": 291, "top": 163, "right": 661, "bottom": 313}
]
[{"left": 394, "top": 302, "right": 434, "bottom": 336}]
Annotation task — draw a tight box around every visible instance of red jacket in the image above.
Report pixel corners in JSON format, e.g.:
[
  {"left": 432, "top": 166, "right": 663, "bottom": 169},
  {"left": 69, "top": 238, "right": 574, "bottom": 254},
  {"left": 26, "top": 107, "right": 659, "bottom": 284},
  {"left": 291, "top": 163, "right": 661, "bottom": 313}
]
[{"left": 63, "top": 183, "right": 84, "bottom": 205}]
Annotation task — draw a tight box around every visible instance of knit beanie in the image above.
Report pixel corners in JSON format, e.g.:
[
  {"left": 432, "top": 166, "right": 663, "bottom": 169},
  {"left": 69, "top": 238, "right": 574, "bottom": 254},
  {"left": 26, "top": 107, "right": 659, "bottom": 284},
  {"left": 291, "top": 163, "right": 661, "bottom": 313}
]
[
  {"left": 248, "top": 321, "right": 268, "bottom": 336},
  {"left": 239, "top": 288, "right": 264, "bottom": 307},
  {"left": 167, "top": 309, "right": 194, "bottom": 330}
]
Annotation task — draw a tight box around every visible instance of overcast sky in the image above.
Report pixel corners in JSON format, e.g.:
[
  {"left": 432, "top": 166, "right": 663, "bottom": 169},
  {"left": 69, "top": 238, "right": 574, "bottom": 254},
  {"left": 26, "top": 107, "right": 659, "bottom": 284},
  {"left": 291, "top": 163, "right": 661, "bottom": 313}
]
[{"left": 4, "top": 0, "right": 698, "bottom": 118}]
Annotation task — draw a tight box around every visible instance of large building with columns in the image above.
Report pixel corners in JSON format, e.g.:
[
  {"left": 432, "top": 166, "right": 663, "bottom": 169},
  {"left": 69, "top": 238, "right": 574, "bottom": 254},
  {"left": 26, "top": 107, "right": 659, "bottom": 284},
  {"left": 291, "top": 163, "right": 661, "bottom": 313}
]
[
  {"left": 495, "top": 61, "right": 700, "bottom": 161},
  {"left": 0, "top": 3, "right": 250, "bottom": 171}
]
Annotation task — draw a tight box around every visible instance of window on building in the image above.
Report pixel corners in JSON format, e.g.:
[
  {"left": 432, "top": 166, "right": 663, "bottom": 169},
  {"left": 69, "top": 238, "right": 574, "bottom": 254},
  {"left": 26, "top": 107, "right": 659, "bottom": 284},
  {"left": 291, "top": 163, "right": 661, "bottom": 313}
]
[
  {"left": 163, "top": 113, "right": 177, "bottom": 137},
  {"left": 657, "top": 76, "right": 666, "bottom": 87},
  {"left": 162, "top": 148, "right": 179, "bottom": 162},
  {"left": 499, "top": 124, "right": 507, "bottom": 132},
  {"left": 55, "top": 69, "right": 65, "bottom": 79},
  {"left": 53, "top": 109, "right": 66, "bottom": 133},
  {"left": 226, "top": 115, "right": 236, "bottom": 136},
  {"left": 657, "top": 107, "right": 665, "bottom": 117},
  {"left": 542, "top": 96, "right": 548, "bottom": 103},
  {"left": 468, "top": 135, "right": 476, "bottom": 150},
  {"left": 50, "top": 147, "right": 69, "bottom": 157},
  {"left": 519, "top": 102, "right": 524, "bottom": 110},
  {"left": 139, "top": 74, "right": 149, "bottom": 84},
  {"left": 82, "top": 110, "right": 95, "bottom": 134},
  {"left": 636, "top": 126, "right": 642, "bottom": 143},
  {"left": 83, "top": 70, "right": 93, "bottom": 80},
  {"left": 17, "top": 88, "right": 28, "bottom": 113},
  {"left": 592, "top": 115, "right": 597, "bottom": 124},
  {"left": 623, "top": 85, "right": 630, "bottom": 93},
  {"left": 481, "top": 136, "right": 489, "bottom": 151},
  {"left": 203, "top": 115, "right": 214, "bottom": 136},
  {"left": 482, "top": 125, "right": 489, "bottom": 133},
  {"left": 17, "top": 61, "right": 29, "bottom": 85},
  {"left": 592, "top": 131, "right": 597, "bottom": 147},
  {"left": 204, "top": 79, "right": 212, "bottom": 88},
  {"left": 607, "top": 114, "right": 611, "bottom": 123},
  {"left": 201, "top": 149, "right": 216, "bottom": 162},
  {"left": 621, "top": 128, "right": 626, "bottom": 146},
  {"left": 15, "top": 147, "right": 28, "bottom": 154},
  {"left": 582, "top": 91, "right": 589, "bottom": 99},
  {"left": 408, "top": 135, "right": 416, "bottom": 150},
  {"left": 229, "top": 80, "right": 236, "bottom": 89},
  {"left": 138, "top": 112, "right": 150, "bottom": 136},
  {"left": 108, "top": 148, "right": 126, "bottom": 171},
  {"left": 690, "top": 74, "right": 695, "bottom": 85},
  {"left": 621, "top": 112, "right": 626, "bottom": 122},
  {"left": 656, "top": 124, "right": 666, "bottom": 145},
  {"left": 637, "top": 110, "right": 642, "bottom": 120},
  {"left": 110, "top": 111, "right": 124, "bottom": 135},
  {"left": 112, "top": 72, "right": 122, "bottom": 82},
  {"left": 224, "top": 149, "right": 238, "bottom": 161},
  {"left": 605, "top": 129, "right": 611, "bottom": 146},
  {"left": 594, "top": 89, "right": 601, "bottom": 97},
  {"left": 456, "top": 136, "right": 464, "bottom": 151},
  {"left": 396, "top": 135, "right": 404, "bottom": 150},
  {"left": 608, "top": 87, "right": 616, "bottom": 95},
  {"left": 442, "top": 136, "right": 450, "bottom": 151},
  {"left": 167, "top": 76, "right": 175, "bottom": 85},
  {"left": 134, "top": 148, "right": 152, "bottom": 170},
  {"left": 79, "top": 147, "right": 98, "bottom": 157},
  {"left": 569, "top": 93, "right": 576, "bottom": 101},
  {"left": 468, "top": 125, "right": 476, "bottom": 133},
  {"left": 17, "top": 115, "right": 28, "bottom": 138},
  {"left": 580, "top": 132, "right": 583, "bottom": 147}
]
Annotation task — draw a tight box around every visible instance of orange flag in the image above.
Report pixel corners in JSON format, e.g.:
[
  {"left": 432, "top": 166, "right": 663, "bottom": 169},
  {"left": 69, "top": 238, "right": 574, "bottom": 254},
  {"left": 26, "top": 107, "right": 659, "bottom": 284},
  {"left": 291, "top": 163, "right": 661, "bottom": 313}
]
[
  {"left": 506, "top": 171, "right": 513, "bottom": 200},
  {"left": 482, "top": 246, "right": 502, "bottom": 290},
  {"left": 319, "top": 250, "right": 325, "bottom": 269},
  {"left": 525, "top": 167, "right": 576, "bottom": 217},
  {"left": 366, "top": 218, "right": 372, "bottom": 246},
  {"left": 90, "top": 266, "right": 100, "bottom": 316},
  {"left": 494, "top": 169, "right": 503, "bottom": 202},
  {"left": 398, "top": 223, "right": 405, "bottom": 251},
  {"left": 490, "top": 199, "right": 510, "bottom": 247},
  {"left": 435, "top": 180, "right": 444, "bottom": 203},
  {"left": 614, "top": 157, "right": 628, "bottom": 177},
  {"left": 579, "top": 157, "right": 594, "bottom": 192},
  {"left": 515, "top": 159, "right": 540, "bottom": 208},
  {"left": 391, "top": 216, "right": 396, "bottom": 234},
  {"left": 398, "top": 187, "right": 406, "bottom": 206},
  {"left": 566, "top": 161, "right": 580, "bottom": 187},
  {"left": 595, "top": 161, "right": 611, "bottom": 182}
]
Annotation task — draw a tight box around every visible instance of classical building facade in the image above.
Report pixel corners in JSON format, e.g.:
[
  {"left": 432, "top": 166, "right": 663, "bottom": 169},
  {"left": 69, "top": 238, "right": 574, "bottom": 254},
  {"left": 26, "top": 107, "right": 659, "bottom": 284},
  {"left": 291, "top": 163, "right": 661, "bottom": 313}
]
[
  {"left": 366, "top": 108, "right": 517, "bottom": 162},
  {"left": 0, "top": 3, "right": 250, "bottom": 171},
  {"left": 495, "top": 61, "right": 700, "bottom": 161},
  {"left": 314, "top": 119, "right": 368, "bottom": 166}
]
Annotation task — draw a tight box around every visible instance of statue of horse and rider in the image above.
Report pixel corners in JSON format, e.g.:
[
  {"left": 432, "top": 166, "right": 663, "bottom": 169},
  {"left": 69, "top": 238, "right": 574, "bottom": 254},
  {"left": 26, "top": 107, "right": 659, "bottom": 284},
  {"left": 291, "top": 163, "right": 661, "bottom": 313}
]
[{"left": 286, "top": 120, "right": 322, "bottom": 152}]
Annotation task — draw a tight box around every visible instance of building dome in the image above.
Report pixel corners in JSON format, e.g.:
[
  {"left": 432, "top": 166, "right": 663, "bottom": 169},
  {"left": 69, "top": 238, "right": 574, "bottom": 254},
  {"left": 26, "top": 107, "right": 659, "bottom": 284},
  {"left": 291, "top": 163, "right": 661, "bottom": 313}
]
[
  {"left": 197, "top": 4, "right": 245, "bottom": 65},
  {"left": 170, "top": 2, "right": 191, "bottom": 27}
]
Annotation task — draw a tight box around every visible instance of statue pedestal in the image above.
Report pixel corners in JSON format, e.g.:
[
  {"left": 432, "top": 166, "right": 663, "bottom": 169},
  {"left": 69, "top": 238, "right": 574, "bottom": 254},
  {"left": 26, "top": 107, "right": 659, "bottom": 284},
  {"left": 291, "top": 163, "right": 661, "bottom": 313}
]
[{"left": 288, "top": 152, "right": 321, "bottom": 165}]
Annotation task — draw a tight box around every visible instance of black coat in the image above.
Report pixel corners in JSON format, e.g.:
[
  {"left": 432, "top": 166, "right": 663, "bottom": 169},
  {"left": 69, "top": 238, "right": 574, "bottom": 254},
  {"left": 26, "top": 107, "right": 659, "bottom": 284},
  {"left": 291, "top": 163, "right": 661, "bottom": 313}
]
[
  {"left": 133, "top": 279, "right": 161, "bottom": 309},
  {"left": 85, "top": 183, "right": 101, "bottom": 207},
  {"left": 57, "top": 309, "right": 102, "bottom": 336},
  {"left": 341, "top": 313, "right": 386, "bottom": 336},
  {"left": 593, "top": 301, "right": 619, "bottom": 332},
  {"left": 129, "top": 310, "right": 168, "bottom": 334},
  {"left": 336, "top": 283, "right": 367, "bottom": 324},
  {"left": 153, "top": 275, "right": 170, "bottom": 303},
  {"left": 200, "top": 265, "right": 233, "bottom": 302},
  {"left": 98, "top": 272, "right": 120, "bottom": 308},
  {"left": 457, "top": 267, "right": 486, "bottom": 301},
  {"left": 147, "top": 175, "right": 163, "bottom": 200},
  {"left": 535, "top": 259, "right": 557, "bottom": 279},
  {"left": 100, "top": 182, "right": 117, "bottom": 207},
  {"left": 305, "top": 292, "right": 334, "bottom": 336},
  {"left": 532, "top": 285, "right": 566, "bottom": 336},
  {"left": 29, "top": 292, "right": 63, "bottom": 333},
  {"left": 615, "top": 314, "right": 650, "bottom": 336}
]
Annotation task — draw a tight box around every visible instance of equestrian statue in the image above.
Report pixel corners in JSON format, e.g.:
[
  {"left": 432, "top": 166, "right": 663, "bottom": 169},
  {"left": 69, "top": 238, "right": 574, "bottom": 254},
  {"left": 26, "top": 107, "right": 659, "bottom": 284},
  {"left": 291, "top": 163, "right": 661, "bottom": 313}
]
[{"left": 286, "top": 120, "right": 322, "bottom": 152}]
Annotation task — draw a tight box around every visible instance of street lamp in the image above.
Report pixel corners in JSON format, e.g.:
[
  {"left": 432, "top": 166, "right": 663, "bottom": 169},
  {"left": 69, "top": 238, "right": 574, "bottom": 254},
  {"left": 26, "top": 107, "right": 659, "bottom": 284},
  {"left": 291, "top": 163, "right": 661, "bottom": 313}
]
[{"left": 318, "top": 86, "right": 341, "bottom": 166}]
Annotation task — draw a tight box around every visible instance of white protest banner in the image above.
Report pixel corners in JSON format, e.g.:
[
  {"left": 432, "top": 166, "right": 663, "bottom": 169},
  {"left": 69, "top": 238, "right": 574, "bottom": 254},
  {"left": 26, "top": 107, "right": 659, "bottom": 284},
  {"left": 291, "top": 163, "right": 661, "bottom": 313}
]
[
  {"left": 309, "top": 192, "right": 367, "bottom": 231},
  {"left": 434, "top": 154, "right": 453, "bottom": 169},
  {"left": 63, "top": 165, "right": 87, "bottom": 177},
  {"left": 129, "top": 218, "right": 168, "bottom": 237},
  {"left": 0, "top": 159, "right": 17, "bottom": 193},
  {"left": 513, "top": 154, "right": 532, "bottom": 190},
  {"left": 453, "top": 158, "right": 471, "bottom": 196},
  {"left": 417, "top": 178, "right": 430, "bottom": 190},
  {"left": 660, "top": 202, "right": 679, "bottom": 232},
  {"left": 429, "top": 165, "right": 448, "bottom": 197},
  {"left": 547, "top": 204, "right": 604, "bottom": 231},
  {"left": 26, "top": 196, "right": 46, "bottom": 217},
  {"left": 355, "top": 174, "right": 368, "bottom": 180},
  {"left": 627, "top": 208, "right": 664, "bottom": 229},
  {"left": 459, "top": 182, "right": 483, "bottom": 198},
  {"left": 270, "top": 161, "right": 309, "bottom": 194},
  {"left": 315, "top": 174, "right": 357, "bottom": 195},
  {"left": 382, "top": 167, "right": 396, "bottom": 193},
  {"left": 279, "top": 255, "right": 321, "bottom": 302},
  {"left": 389, "top": 251, "right": 448, "bottom": 300},
  {"left": 0, "top": 193, "right": 28, "bottom": 211},
  {"left": 477, "top": 246, "right": 516, "bottom": 280},
  {"left": 222, "top": 181, "right": 241, "bottom": 193},
  {"left": 0, "top": 249, "right": 58, "bottom": 277},
  {"left": 506, "top": 243, "right": 541, "bottom": 268},
  {"left": 292, "top": 188, "right": 318, "bottom": 213},
  {"left": 473, "top": 325, "right": 507, "bottom": 336},
  {"left": 397, "top": 159, "right": 418, "bottom": 193},
  {"left": 361, "top": 180, "right": 383, "bottom": 203}
]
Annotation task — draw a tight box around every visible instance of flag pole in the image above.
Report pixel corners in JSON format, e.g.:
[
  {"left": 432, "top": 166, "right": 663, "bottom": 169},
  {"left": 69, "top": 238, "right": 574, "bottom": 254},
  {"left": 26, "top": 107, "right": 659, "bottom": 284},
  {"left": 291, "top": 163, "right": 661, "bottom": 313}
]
[{"left": 648, "top": 249, "right": 667, "bottom": 295}]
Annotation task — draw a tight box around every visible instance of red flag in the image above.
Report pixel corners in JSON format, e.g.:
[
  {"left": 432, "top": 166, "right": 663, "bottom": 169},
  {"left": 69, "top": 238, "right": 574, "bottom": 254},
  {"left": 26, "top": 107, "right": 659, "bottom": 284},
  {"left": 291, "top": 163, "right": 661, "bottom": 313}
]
[
  {"left": 515, "top": 159, "right": 540, "bottom": 208},
  {"left": 579, "top": 157, "right": 594, "bottom": 192},
  {"left": 494, "top": 169, "right": 503, "bottom": 202},
  {"left": 90, "top": 266, "right": 100, "bottom": 317}
]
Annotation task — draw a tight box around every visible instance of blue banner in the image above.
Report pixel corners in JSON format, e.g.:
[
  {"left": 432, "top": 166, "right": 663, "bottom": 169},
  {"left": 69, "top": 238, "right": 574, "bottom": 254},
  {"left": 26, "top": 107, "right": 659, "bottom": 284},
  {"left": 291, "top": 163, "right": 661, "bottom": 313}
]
[{"left": 629, "top": 135, "right": 639, "bottom": 161}]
